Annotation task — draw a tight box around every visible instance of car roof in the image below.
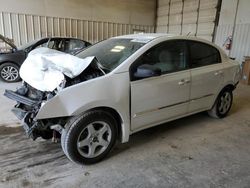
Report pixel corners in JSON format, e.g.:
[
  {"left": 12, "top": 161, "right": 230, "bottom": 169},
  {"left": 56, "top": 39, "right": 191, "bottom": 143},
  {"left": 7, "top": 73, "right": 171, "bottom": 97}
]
[
  {"left": 113, "top": 33, "right": 214, "bottom": 44},
  {"left": 114, "top": 33, "right": 175, "bottom": 40},
  {"left": 112, "top": 33, "right": 228, "bottom": 73},
  {"left": 39, "top": 37, "right": 85, "bottom": 41}
]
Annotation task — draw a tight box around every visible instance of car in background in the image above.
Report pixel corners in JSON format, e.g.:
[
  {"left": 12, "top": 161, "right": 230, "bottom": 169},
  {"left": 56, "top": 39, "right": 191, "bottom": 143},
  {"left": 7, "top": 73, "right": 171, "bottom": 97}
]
[
  {"left": 5, "top": 34, "right": 241, "bottom": 165},
  {"left": 0, "top": 34, "right": 91, "bottom": 82}
]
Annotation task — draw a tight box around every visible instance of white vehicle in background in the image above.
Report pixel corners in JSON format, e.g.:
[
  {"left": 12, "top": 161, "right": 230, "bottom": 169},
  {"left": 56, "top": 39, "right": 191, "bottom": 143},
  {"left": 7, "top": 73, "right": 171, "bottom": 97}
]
[{"left": 4, "top": 34, "right": 241, "bottom": 165}]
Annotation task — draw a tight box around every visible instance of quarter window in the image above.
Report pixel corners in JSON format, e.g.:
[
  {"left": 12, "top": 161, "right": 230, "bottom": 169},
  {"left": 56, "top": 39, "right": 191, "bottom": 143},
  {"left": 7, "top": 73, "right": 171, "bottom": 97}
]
[{"left": 188, "top": 41, "right": 221, "bottom": 68}]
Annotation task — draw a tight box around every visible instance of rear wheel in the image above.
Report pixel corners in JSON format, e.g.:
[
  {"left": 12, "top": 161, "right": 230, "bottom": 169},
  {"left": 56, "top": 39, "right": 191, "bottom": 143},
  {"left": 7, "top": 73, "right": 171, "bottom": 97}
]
[
  {"left": 61, "top": 110, "right": 117, "bottom": 164},
  {"left": 208, "top": 89, "right": 233, "bottom": 118},
  {"left": 0, "top": 62, "right": 20, "bottom": 82}
]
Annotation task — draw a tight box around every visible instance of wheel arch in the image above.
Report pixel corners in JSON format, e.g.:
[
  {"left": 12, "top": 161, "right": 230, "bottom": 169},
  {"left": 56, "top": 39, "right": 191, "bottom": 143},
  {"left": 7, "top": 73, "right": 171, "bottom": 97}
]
[
  {"left": 0, "top": 61, "right": 20, "bottom": 68},
  {"left": 217, "top": 83, "right": 236, "bottom": 94},
  {"left": 208, "top": 83, "right": 234, "bottom": 118},
  {"left": 221, "top": 84, "right": 236, "bottom": 92},
  {"left": 85, "top": 106, "right": 124, "bottom": 143},
  {"left": 212, "top": 83, "right": 235, "bottom": 109}
]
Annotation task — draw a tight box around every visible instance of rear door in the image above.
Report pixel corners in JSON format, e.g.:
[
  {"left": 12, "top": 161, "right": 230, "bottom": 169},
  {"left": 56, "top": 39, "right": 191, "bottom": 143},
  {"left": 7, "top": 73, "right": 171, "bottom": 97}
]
[
  {"left": 130, "top": 40, "right": 191, "bottom": 131},
  {"left": 187, "top": 41, "right": 224, "bottom": 113}
]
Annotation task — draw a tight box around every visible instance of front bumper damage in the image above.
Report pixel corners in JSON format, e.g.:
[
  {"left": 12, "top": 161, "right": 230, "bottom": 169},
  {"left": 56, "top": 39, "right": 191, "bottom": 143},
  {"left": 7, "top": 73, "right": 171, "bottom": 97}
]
[
  {"left": 4, "top": 86, "right": 64, "bottom": 140},
  {"left": 5, "top": 89, "right": 40, "bottom": 138},
  {"left": 5, "top": 90, "right": 40, "bottom": 108},
  {"left": 4, "top": 48, "right": 105, "bottom": 140}
]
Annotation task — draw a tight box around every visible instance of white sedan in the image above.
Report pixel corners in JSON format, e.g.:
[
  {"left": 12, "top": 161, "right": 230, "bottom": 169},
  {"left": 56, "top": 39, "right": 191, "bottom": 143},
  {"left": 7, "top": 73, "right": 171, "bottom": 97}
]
[{"left": 5, "top": 34, "right": 241, "bottom": 164}]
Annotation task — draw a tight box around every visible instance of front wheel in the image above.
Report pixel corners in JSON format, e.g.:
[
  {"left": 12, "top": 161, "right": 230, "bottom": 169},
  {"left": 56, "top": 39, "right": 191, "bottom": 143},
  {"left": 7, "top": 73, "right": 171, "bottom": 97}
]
[
  {"left": 208, "top": 89, "right": 233, "bottom": 118},
  {"left": 61, "top": 110, "right": 117, "bottom": 164},
  {"left": 0, "top": 62, "right": 20, "bottom": 82}
]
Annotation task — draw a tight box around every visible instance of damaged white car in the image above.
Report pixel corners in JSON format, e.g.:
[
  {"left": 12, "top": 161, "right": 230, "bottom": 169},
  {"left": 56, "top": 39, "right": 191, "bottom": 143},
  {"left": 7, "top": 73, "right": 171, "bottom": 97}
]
[{"left": 5, "top": 34, "right": 241, "bottom": 164}]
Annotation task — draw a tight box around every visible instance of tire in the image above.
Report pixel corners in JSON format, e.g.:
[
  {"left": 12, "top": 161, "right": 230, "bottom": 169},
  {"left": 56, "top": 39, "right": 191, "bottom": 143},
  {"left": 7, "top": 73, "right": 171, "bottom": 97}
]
[
  {"left": 208, "top": 88, "right": 233, "bottom": 118},
  {"left": 61, "top": 110, "right": 117, "bottom": 164},
  {"left": 0, "top": 62, "right": 20, "bottom": 82}
]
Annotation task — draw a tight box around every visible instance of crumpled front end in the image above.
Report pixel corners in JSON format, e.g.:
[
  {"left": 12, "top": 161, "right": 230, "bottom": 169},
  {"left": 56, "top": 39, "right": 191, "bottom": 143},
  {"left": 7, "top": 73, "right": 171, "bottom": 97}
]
[
  {"left": 4, "top": 48, "right": 106, "bottom": 140},
  {"left": 4, "top": 83, "right": 66, "bottom": 140}
]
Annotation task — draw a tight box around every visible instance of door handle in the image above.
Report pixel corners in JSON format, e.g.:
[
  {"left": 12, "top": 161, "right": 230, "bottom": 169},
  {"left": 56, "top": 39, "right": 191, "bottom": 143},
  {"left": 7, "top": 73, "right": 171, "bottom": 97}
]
[
  {"left": 178, "top": 79, "right": 190, "bottom": 85},
  {"left": 214, "top": 70, "right": 223, "bottom": 76},
  {"left": 178, "top": 79, "right": 185, "bottom": 85}
]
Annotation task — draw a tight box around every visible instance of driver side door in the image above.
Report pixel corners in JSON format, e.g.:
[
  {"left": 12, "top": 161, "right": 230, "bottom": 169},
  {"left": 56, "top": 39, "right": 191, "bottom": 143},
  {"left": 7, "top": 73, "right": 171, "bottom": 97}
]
[{"left": 130, "top": 40, "right": 191, "bottom": 132}]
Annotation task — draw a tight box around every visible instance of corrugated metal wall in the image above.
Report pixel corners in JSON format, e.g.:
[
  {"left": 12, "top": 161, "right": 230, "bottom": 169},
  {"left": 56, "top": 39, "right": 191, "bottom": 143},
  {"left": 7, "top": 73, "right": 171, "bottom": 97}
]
[
  {"left": 215, "top": 23, "right": 250, "bottom": 62},
  {"left": 0, "top": 11, "right": 154, "bottom": 47},
  {"left": 156, "top": 0, "right": 219, "bottom": 41}
]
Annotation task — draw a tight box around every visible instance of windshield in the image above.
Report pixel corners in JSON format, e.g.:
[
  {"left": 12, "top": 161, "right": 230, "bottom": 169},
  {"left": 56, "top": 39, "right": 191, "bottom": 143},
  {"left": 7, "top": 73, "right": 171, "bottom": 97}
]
[{"left": 77, "top": 38, "right": 146, "bottom": 71}]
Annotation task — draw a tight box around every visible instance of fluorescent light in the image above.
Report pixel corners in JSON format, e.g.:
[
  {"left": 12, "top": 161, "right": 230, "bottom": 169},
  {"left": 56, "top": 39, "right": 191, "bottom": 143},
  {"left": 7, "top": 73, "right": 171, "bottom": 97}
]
[{"left": 110, "top": 45, "right": 125, "bottom": 52}]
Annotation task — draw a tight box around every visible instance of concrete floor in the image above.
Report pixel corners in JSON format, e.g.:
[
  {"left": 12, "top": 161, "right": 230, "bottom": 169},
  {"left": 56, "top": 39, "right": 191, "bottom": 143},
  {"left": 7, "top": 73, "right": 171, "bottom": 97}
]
[
  {"left": 0, "top": 83, "right": 250, "bottom": 188},
  {"left": 0, "top": 81, "right": 20, "bottom": 126}
]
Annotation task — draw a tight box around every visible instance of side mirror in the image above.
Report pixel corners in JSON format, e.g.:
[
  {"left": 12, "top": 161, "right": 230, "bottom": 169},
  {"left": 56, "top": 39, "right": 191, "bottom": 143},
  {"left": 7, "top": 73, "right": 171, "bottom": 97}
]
[{"left": 134, "top": 64, "right": 161, "bottom": 79}]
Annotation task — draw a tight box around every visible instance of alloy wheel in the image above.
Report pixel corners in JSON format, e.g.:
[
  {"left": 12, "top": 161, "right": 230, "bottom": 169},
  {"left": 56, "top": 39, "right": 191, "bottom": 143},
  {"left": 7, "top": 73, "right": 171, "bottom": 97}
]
[
  {"left": 218, "top": 91, "right": 232, "bottom": 114},
  {"left": 0, "top": 65, "right": 19, "bottom": 82},
  {"left": 77, "top": 121, "right": 112, "bottom": 158}
]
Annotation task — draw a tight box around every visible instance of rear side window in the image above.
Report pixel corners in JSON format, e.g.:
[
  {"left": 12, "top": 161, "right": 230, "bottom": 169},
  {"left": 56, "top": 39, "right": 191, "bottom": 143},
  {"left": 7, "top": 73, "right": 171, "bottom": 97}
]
[{"left": 188, "top": 41, "right": 221, "bottom": 68}]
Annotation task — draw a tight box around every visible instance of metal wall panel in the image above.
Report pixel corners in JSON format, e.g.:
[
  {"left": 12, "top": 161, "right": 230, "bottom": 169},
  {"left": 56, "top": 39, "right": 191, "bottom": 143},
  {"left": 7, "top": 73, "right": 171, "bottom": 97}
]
[
  {"left": 183, "top": 12, "right": 197, "bottom": 24},
  {"left": 169, "top": 25, "right": 182, "bottom": 34},
  {"left": 183, "top": 0, "right": 199, "bottom": 12},
  {"left": 169, "top": 1, "right": 183, "bottom": 14},
  {"left": 169, "top": 14, "right": 182, "bottom": 25},
  {"left": 157, "top": 6, "right": 170, "bottom": 16},
  {"left": 182, "top": 24, "right": 197, "bottom": 35},
  {"left": 156, "top": 0, "right": 219, "bottom": 41},
  {"left": 198, "top": 8, "right": 217, "bottom": 23},
  {"left": 156, "top": 25, "right": 168, "bottom": 33},
  {"left": 197, "top": 22, "right": 215, "bottom": 35},
  {"left": 200, "top": 0, "right": 217, "bottom": 9},
  {"left": 215, "top": 24, "right": 250, "bottom": 62},
  {"left": 157, "top": 16, "right": 169, "bottom": 26},
  {"left": 0, "top": 12, "right": 154, "bottom": 47},
  {"left": 158, "top": 0, "right": 170, "bottom": 6}
]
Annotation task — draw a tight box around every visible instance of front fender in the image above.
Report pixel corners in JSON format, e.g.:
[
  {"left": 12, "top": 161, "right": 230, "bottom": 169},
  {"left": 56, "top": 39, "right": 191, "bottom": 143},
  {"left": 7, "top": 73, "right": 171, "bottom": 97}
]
[
  {"left": 36, "top": 72, "right": 129, "bottom": 119},
  {"left": 35, "top": 72, "right": 131, "bottom": 143}
]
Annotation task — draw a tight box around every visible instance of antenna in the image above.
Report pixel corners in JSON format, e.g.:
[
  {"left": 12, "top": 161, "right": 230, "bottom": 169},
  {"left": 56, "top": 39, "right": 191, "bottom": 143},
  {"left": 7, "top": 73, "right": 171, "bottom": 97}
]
[{"left": 187, "top": 32, "right": 191, "bottom": 36}]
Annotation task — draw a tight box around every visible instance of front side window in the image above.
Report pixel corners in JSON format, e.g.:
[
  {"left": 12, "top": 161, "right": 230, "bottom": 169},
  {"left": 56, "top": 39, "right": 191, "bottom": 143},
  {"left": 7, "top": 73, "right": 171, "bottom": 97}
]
[
  {"left": 130, "top": 40, "right": 188, "bottom": 81},
  {"left": 188, "top": 41, "right": 221, "bottom": 68}
]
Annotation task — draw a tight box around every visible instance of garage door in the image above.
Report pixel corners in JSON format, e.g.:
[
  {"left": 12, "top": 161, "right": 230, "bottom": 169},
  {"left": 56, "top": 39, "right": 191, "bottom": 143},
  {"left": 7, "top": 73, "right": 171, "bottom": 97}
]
[{"left": 156, "top": 0, "right": 220, "bottom": 41}]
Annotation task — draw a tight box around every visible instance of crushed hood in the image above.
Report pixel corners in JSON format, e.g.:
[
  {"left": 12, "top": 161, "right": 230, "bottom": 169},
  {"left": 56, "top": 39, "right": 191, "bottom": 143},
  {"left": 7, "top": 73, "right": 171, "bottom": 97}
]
[
  {"left": 0, "top": 34, "right": 17, "bottom": 50},
  {"left": 20, "top": 47, "right": 95, "bottom": 92}
]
